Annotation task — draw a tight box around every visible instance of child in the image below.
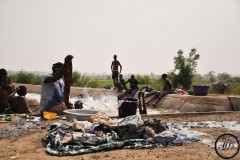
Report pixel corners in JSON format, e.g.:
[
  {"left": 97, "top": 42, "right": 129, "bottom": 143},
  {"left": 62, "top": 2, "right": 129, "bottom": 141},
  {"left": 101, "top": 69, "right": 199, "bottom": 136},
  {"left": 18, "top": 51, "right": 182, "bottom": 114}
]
[
  {"left": 9, "top": 85, "right": 32, "bottom": 114},
  {"left": 118, "top": 74, "right": 128, "bottom": 91}
]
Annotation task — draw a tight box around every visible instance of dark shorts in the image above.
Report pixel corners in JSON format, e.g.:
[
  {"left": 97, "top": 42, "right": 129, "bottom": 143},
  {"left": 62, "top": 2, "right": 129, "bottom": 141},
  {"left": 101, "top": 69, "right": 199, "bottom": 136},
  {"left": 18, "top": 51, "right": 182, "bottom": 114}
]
[{"left": 112, "top": 71, "right": 119, "bottom": 79}]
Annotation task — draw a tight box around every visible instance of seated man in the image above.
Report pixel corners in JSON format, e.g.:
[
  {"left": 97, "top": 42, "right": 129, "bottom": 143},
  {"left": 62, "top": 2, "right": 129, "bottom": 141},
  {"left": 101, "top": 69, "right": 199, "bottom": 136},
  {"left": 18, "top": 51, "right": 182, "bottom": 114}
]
[
  {"left": 0, "top": 76, "right": 15, "bottom": 114},
  {"left": 40, "top": 55, "right": 73, "bottom": 115},
  {"left": 125, "top": 74, "right": 139, "bottom": 97},
  {"left": 9, "top": 85, "right": 32, "bottom": 114},
  {"left": 145, "top": 74, "right": 173, "bottom": 108}
]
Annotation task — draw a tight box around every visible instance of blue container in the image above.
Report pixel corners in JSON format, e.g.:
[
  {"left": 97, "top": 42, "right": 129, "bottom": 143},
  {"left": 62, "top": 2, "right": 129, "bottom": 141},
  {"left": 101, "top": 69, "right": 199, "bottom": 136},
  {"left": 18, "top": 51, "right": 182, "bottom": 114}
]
[{"left": 192, "top": 85, "right": 209, "bottom": 96}]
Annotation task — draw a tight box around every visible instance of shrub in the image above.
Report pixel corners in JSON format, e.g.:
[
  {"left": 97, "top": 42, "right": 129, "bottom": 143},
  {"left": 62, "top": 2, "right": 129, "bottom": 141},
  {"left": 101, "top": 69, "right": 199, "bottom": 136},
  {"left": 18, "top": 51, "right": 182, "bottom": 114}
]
[
  {"left": 136, "top": 75, "right": 150, "bottom": 85},
  {"left": 88, "top": 79, "right": 100, "bottom": 88},
  {"left": 72, "top": 71, "right": 90, "bottom": 87},
  {"left": 15, "top": 71, "right": 35, "bottom": 84},
  {"left": 31, "top": 74, "right": 42, "bottom": 85}
]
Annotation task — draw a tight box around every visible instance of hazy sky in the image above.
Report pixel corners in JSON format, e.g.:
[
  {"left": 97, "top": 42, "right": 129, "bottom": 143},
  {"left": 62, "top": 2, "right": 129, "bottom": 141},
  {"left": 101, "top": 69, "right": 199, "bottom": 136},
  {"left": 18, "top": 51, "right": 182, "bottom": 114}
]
[{"left": 0, "top": 0, "right": 240, "bottom": 75}]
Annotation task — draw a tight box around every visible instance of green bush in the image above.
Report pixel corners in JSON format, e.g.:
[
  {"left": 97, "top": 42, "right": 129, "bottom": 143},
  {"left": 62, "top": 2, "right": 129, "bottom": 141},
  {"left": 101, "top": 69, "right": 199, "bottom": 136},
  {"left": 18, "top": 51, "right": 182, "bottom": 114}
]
[
  {"left": 8, "top": 71, "right": 42, "bottom": 85},
  {"left": 31, "top": 74, "right": 42, "bottom": 85},
  {"left": 230, "top": 83, "right": 240, "bottom": 95},
  {"left": 96, "top": 79, "right": 113, "bottom": 88},
  {"left": 136, "top": 75, "right": 150, "bottom": 85},
  {"left": 16, "top": 71, "right": 35, "bottom": 84},
  {"left": 147, "top": 79, "right": 162, "bottom": 90},
  {"left": 88, "top": 79, "right": 100, "bottom": 88},
  {"left": 72, "top": 71, "right": 90, "bottom": 87}
]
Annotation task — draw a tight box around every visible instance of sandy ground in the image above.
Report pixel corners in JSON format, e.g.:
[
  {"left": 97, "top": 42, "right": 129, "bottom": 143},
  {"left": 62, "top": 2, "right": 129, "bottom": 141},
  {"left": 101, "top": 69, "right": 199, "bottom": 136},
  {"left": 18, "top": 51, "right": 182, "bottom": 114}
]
[
  {"left": 1, "top": 112, "right": 240, "bottom": 160},
  {"left": 1, "top": 84, "right": 240, "bottom": 160}
]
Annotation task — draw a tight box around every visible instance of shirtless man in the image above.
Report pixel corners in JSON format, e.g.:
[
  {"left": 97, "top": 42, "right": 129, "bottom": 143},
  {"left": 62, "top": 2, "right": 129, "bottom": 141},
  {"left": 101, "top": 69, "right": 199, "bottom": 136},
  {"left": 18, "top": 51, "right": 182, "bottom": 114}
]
[
  {"left": 111, "top": 55, "right": 122, "bottom": 89},
  {"left": 145, "top": 74, "right": 173, "bottom": 108},
  {"left": 125, "top": 74, "right": 139, "bottom": 97}
]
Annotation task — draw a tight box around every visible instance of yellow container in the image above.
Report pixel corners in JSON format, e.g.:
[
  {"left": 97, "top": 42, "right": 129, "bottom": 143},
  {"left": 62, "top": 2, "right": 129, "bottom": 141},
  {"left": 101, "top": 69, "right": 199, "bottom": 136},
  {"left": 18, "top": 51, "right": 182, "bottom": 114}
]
[{"left": 43, "top": 111, "right": 57, "bottom": 120}]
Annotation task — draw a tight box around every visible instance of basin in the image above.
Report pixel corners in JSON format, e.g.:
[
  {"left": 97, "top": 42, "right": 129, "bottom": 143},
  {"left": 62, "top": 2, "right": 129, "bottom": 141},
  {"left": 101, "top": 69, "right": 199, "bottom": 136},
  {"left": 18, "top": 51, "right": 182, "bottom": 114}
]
[
  {"left": 192, "top": 85, "right": 209, "bottom": 96},
  {"left": 63, "top": 109, "right": 98, "bottom": 121}
]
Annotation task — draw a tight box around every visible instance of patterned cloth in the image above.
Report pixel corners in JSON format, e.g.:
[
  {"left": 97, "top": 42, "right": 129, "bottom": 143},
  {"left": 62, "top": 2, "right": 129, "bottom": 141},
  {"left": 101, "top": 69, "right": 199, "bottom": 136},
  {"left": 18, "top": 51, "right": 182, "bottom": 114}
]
[
  {"left": 42, "top": 115, "right": 198, "bottom": 156},
  {"left": 42, "top": 125, "right": 160, "bottom": 156}
]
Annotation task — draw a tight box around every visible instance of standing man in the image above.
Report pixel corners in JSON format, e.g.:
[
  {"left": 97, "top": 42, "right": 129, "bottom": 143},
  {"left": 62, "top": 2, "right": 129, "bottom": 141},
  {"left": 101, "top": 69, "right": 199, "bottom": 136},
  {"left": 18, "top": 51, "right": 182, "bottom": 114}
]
[
  {"left": 40, "top": 55, "right": 73, "bottom": 115},
  {"left": 111, "top": 55, "right": 122, "bottom": 89}
]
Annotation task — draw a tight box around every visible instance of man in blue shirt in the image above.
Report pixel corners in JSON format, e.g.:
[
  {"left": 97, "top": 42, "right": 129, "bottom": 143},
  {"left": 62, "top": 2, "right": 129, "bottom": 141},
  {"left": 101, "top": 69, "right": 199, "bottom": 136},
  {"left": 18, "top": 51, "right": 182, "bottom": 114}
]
[{"left": 40, "top": 55, "right": 73, "bottom": 115}]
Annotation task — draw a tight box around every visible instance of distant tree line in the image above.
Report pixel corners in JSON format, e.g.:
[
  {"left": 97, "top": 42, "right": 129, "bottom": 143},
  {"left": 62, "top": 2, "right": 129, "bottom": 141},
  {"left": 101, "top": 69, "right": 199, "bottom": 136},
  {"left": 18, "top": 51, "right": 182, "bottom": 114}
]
[
  {"left": 8, "top": 70, "right": 240, "bottom": 95},
  {"left": 8, "top": 48, "right": 240, "bottom": 95}
]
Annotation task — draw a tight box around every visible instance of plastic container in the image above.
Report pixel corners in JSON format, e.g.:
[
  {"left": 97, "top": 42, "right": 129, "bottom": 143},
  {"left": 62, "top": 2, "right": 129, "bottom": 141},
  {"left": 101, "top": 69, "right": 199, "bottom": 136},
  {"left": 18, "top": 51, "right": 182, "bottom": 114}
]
[
  {"left": 192, "top": 85, "right": 209, "bottom": 96},
  {"left": 118, "top": 97, "right": 138, "bottom": 118},
  {"left": 43, "top": 111, "right": 57, "bottom": 120},
  {"left": 63, "top": 109, "right": 98, "bottom": 121}
]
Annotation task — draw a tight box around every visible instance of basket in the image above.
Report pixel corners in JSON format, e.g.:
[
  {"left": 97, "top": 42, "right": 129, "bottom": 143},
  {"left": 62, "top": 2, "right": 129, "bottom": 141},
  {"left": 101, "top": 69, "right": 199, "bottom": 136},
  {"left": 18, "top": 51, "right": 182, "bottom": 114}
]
[{"left": 192, "top": 85, "right": 209, "bottom": 96}]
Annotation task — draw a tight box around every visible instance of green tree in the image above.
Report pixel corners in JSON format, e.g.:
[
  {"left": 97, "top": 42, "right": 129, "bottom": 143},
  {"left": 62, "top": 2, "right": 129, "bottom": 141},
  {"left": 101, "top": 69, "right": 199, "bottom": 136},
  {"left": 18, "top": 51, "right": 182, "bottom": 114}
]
[
  {"left": 217, "top": 72, "right": 232, "bottom": 81},
  {"left": 172, "top": 48, "right": 200, "bottom": 90},
  {"left": 208, "top": 71, "right": 216, "bottom": 83}
]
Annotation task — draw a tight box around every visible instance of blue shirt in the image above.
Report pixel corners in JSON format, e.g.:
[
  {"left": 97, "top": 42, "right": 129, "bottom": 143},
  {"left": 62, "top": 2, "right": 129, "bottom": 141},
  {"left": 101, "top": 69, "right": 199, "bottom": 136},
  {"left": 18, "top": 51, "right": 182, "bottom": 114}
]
[{"left": 40, "top": 74, "right": 64, "bottom": 112}]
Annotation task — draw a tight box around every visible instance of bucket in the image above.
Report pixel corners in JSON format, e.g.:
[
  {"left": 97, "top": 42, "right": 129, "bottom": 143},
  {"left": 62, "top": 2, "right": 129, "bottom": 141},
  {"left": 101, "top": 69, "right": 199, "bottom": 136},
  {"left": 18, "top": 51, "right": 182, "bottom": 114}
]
[
  {"left": 118, "top": 97, "right": 138, "bottom": 118},
  {"left": 192, "top": 85, "right": 209, "bottom": 96}
]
